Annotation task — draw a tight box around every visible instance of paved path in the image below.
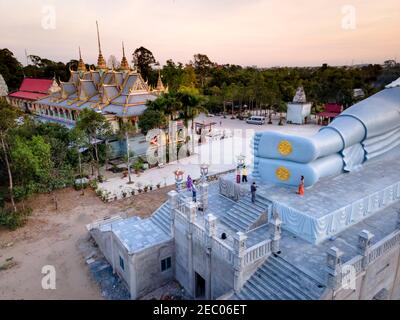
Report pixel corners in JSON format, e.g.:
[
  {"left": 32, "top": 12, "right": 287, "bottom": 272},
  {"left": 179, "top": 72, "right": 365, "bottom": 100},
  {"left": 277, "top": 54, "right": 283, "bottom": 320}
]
[{"left": 97, "top": 114, "right": 320, "bottom": 200}]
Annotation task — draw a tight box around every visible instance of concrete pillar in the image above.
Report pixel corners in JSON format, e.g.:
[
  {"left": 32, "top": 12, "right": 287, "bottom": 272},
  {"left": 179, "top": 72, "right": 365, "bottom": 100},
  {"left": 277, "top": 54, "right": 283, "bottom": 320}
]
[
  {"left": 205, "top": 213, "right": 217, "bottom": 299},
  {"left": 270, "top": 210, "right": 282, "bottom": 254},
  {"left": 185, "top": 200, "right": 197, "bottom": 223},
  {"left": 326, "top": 246, "right": 343, "bottom": 291},
  {"left": 128, "top": 254, "right": 137, "bottom": 300},
  {"left": 168, "top": 190, "right": 179, "bottom": 236},
  {"left": 358, "top": 229, "right": 374, "bottom": 269},
  {"left": 233, "top": 231, "right": 247, "bottom": 292},
  {"left": 185, "top": 200, "right": 197, "bottom": 297},
  {"left": 199, "top": 182, "right": 209, "bottom": 213}
]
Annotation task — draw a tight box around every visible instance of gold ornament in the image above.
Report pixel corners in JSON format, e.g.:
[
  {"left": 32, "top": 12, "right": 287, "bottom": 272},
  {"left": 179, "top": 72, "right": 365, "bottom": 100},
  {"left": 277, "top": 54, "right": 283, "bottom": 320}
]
[
  {"left": 276, "top": 166, "right": 290, "bottom": 181},
  {"left": 278, "top": 140, "right": 292, "bottom": 156}
]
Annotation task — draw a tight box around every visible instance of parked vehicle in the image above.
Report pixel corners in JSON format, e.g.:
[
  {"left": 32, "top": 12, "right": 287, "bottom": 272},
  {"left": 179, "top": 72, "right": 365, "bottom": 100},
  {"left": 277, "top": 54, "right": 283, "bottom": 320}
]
[{"left": 246, "top": 116, "right": 266, "bottom": 125}]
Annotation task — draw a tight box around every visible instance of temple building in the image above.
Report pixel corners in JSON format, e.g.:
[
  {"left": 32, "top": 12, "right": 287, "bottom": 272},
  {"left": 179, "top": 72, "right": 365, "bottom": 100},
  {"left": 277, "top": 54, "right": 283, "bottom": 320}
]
[
  {"left": 8, "top": 77, "right": 59, "bottom": 113},
  {"left": 89, "top": 78, "right": 400, "bottom": 300},
  {"left": 29, "top": 23, "right": 167, "bottom": 131}
]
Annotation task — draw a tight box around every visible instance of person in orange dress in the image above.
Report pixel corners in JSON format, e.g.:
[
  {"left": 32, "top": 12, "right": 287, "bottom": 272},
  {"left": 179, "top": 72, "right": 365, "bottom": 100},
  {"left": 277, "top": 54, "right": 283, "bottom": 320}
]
[{"left": 298, "top": 175, "right": 305, "bottom": 196}]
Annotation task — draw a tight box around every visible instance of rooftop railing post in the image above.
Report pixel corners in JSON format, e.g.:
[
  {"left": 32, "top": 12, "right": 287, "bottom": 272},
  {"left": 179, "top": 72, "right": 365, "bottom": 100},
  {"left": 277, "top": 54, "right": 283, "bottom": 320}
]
[
  {"left": 233, "top": 231, "right": 247, "bottom": 292},
  {"left": 270, "top": 210, "right": 282, "bottom": 254},
  {"left": 326, "top": 246, "right": 343, "bottom": 291},
  {"left": 205, "top": 213, "right": 217, "bottom": 299},
  {"left": 358, "top": 229, "right": 374, "bottom": 269},
  {"left": 168, "top": 190, "right": 179, "bottom": 236}
]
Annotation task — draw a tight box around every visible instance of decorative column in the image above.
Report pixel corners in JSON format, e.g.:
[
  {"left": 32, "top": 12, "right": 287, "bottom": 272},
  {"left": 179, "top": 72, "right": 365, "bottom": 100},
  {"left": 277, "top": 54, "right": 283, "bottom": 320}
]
[
  {"left": 185, "top": 200, "right": 197, "bottom": 297},
  {"left": 199, "top": 164, "right": 209, "bottom": 213},
  {"left": 326, "top": 246, "right": 343, "bottom": 291},
  {"left": 358, "top": 229, "right": 374, "bottom": 269},
  {"left": 233, "top": 231, "right": 247, "bottom": 292},
  {"left": 270, "top": 210, "right": 282, "bottom": 254},
  {"left": 174, "top": 169, "right": 184, "bottom": 193},
  {"left": 168, "top": 190, "right": 179, "bottom": 237},
  {"left": 205, "top": 213, "right": 217, "bottom": 299}
]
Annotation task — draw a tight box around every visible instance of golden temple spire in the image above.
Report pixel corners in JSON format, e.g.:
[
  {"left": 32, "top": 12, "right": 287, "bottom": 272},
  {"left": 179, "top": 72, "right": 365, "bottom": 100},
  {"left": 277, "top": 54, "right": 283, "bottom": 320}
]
[
  {"left": 96, "top": 21, "right": 107, "bottom": 70},
  {"left": 156, "top": 69, "right": 165, "bottom": 91},
  {"left": 120, "top": 41, "right": 130, "bottom": 71},
  {"left": 77, "top": 46, "right": 86, "bottom": 72}
]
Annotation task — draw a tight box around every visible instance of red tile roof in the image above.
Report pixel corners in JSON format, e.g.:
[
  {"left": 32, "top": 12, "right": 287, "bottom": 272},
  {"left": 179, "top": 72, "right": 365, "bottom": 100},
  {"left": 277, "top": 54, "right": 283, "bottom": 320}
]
[
  {"left": 8, "top": 91, "right": 48, "bottom": 100},
  {"left": 8, "top": 78, "right": 53, "bottom": 101},
  {"left": 19, "top": 78, "right": 53, "bottom": 94}
]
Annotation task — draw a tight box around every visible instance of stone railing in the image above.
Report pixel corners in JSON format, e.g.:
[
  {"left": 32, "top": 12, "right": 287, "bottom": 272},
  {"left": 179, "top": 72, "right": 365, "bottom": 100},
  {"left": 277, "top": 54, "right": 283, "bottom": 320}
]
[
  {"left": 367, "top": 229, "right": 400, "bottom": 265},
  {"left": 192, "top": 221, "right": 207, "bottom": 245},
  {"left": 328, "top": 228, "right": 400, "bottom": 290},
  {"left": 243, "top": 239, "right": 272, "bottom": 266},
  {"left": 342, "top": 254, "right": 364, "bottom": 275},
  {"left": 213, "top": 237, "right": 235, "bottom": 264}
]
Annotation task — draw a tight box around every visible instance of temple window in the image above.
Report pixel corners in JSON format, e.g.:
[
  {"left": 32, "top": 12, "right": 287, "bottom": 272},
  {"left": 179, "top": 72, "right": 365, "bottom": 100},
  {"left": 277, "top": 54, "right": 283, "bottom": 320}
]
[{"left": 161, "top": 257, "right": 172, "bottom": 272}]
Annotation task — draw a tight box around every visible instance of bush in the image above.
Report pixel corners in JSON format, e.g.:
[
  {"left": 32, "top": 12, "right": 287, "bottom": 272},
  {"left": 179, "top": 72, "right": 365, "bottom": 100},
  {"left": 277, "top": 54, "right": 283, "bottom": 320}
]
[{"left": 0, "top": 207, "right": 32, "bottom": 230}]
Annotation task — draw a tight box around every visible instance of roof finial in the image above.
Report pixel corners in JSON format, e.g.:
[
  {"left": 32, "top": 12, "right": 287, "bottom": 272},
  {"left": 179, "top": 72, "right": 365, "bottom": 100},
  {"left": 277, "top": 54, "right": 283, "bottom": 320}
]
[
  {"left": 120, "top": 41, "right": 130, "bottom": 71},
  {"left": 96, "top": 21, "right": 107, "bottom": 70},
  {"left": 96, "top": 21, "right": 102, "bottom": 54},
  {"left": 77, "top": 46, "right": 86, "bottom": 72}
]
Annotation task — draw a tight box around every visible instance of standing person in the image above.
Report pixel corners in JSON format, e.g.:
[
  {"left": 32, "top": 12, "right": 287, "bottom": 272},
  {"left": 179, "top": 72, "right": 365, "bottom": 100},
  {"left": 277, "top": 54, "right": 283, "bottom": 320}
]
[
  {"left": 251, "top": 182, "right": 257, "bottom": 203},
  {"left": 236, "top": 166, "right": 241, "bottom": 184},
  {"left": 192, "top": 184, "right": 197, "bottom": 202},
  {"left": 242, "top": 165, "right": 248, "bottom": 183},
  {"left": 297, "top": 176, "right": 305, "bottom": 196},
  {"left": 186, "top": 175, "right": 193, "bottom": 191}
]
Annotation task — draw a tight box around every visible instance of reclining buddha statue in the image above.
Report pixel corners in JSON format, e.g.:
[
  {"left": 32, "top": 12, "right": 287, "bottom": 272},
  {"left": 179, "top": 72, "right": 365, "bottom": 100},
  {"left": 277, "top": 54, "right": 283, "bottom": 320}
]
[{"left": 252, "top": 81, "right": 400, "bottom": 187}]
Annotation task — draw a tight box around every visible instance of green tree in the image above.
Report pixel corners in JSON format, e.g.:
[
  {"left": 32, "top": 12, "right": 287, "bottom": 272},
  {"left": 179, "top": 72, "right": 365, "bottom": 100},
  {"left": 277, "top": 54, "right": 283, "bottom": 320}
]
[
  {"left": 132, "top": 46, "right": 156, "bottom": 82},
  {"left": 191, "top": 54, "right": 214, "bottom": 88},
  {"left": 0, "top": 48, "right": 24, "bottom": 91},
  {"left": 76, "top": 109, "right": 112, "bottom": 180},
  {"left": 138, "top": 109, "right": 167, "bottom": 135},
  {"left": 0, "top": 101, "right": 22, "bottom": 211}
]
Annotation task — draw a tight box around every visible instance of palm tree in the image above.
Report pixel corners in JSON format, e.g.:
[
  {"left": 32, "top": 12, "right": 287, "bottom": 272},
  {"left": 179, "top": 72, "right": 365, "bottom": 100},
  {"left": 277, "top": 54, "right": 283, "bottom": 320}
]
[{"left": 176, "top": 87, "right": 205, "bottom": 155}]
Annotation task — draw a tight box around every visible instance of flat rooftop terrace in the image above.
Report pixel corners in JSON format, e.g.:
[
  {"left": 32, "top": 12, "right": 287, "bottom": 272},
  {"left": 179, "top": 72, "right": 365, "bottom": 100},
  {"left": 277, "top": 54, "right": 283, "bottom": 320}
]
[{"left": 254, "top": 146, "right": 400, "bottom": 243}]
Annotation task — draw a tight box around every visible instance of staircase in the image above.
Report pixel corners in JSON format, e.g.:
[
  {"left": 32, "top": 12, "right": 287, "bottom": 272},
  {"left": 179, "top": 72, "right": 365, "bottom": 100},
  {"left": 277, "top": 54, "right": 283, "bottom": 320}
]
[
  {"left": 220, "top": 196, "right": 268, "bottom": 232},
  {"left": 151, "top": 202, "right": 171, "bottom": 235},
  {"left": 234, "top": 255, "right": 325, "bottom": 300}
]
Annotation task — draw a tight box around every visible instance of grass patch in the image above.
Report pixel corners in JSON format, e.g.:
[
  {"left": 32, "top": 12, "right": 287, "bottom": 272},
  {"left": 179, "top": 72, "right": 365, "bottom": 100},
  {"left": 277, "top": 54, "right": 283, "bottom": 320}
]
[{"left": 0, "top": 207, "right": 32, "bottom": 230}]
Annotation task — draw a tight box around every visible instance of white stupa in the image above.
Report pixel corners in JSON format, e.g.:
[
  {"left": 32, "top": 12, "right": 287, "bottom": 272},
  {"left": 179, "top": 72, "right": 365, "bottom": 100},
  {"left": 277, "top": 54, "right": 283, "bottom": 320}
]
[
  {"left": 286, "top": 86, "right": 312, "bottom": 125},
  {"left": 386, "top": 77, "right": 400, "bottom": 88},
  {"left": 0, "top": 74, "right": 8, "bottom": 97}
]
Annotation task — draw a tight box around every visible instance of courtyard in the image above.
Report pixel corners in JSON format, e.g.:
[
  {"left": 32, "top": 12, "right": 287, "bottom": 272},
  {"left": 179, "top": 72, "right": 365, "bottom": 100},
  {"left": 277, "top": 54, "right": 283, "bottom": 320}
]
[{"left": 96, "top": 113, "right": 320, "bottom": 201}]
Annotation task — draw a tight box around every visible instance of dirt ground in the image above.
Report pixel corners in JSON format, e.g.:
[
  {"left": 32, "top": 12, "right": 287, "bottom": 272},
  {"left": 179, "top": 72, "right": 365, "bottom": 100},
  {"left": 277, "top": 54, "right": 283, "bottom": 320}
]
[{"left": 0, "top": 185, "right": 173, "bottom": 300}]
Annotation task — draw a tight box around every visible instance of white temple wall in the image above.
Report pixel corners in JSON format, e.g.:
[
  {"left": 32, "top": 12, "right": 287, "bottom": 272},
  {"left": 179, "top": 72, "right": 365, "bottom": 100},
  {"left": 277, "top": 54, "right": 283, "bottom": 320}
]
[{"left": 134, "top": 240, "right": 175, "bottom": 299}]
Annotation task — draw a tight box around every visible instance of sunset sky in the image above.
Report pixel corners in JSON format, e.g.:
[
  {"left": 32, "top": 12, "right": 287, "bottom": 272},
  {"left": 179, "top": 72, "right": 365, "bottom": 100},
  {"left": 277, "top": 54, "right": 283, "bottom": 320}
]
[{"left": 1, "top": 0, "right": 399, "bottom": 67}]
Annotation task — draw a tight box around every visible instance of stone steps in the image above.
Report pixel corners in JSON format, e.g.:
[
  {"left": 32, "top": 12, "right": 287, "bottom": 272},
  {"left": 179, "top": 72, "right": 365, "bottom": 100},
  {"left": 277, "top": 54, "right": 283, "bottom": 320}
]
[
  {"left": 220, "top": 196, "right": 267, "bottom": 232},
  {"left": 151, "top": 203, "right": 171, "bottom": 234},
  {"left": 236, "top": 255, "right": 324, "bottom": 300}
]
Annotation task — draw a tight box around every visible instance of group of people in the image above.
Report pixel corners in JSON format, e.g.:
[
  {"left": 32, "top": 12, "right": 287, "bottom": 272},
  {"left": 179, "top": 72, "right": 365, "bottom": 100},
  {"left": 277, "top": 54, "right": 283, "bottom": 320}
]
[{"left": 236, "top": 165, "right": 248, "bottom": 184}]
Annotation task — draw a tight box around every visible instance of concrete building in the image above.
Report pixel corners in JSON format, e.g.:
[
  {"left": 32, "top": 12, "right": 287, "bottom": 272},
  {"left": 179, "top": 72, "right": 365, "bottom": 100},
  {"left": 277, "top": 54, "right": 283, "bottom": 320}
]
[{"left": 88, "top": 79, "right": 400, "bottom": 300}]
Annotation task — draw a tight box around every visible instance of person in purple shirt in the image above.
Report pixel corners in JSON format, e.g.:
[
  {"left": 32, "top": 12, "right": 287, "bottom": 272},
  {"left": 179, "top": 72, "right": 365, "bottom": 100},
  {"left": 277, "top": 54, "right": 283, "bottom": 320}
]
[{"left": 186, "top": 175, "right": 193, "bottom": 191}]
